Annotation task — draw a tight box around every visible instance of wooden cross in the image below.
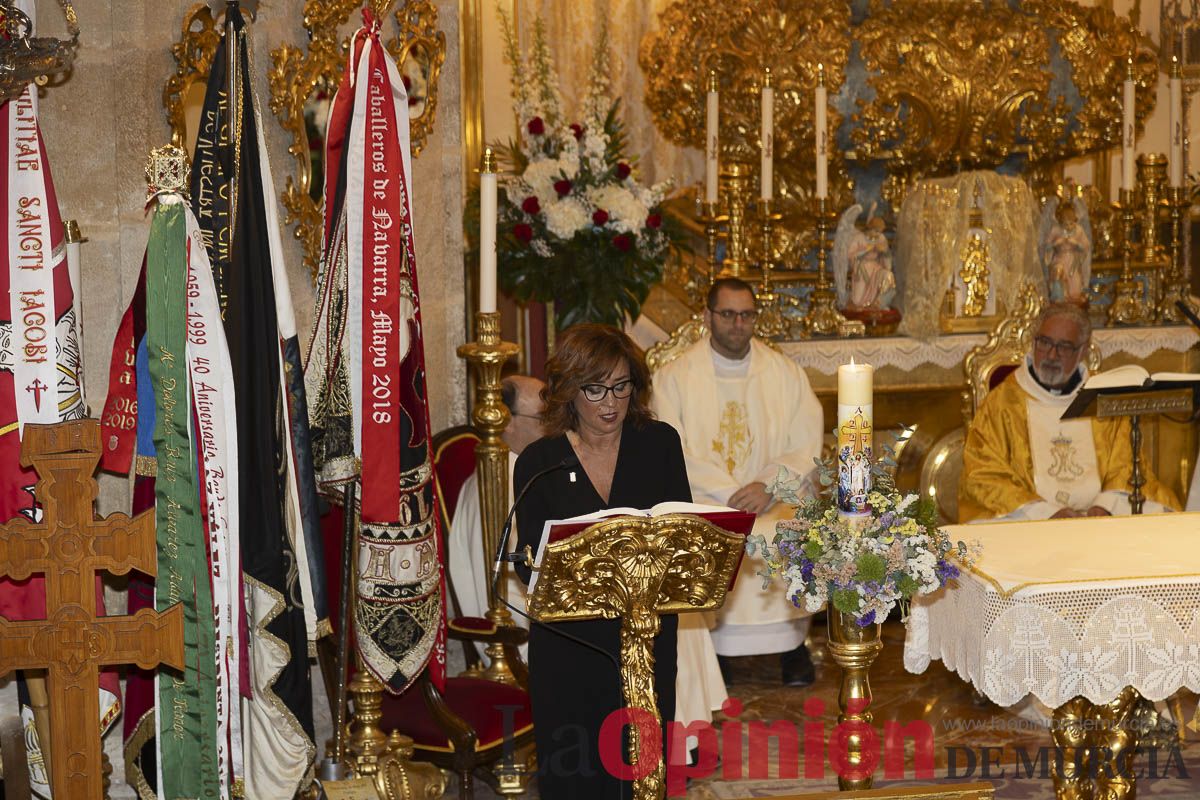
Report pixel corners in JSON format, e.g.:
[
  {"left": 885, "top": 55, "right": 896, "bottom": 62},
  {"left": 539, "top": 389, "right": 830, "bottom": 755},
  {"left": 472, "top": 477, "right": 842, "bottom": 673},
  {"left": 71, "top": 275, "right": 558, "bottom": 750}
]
[{"left": 0, "top": 419, "right": 184, "bottom": 799}]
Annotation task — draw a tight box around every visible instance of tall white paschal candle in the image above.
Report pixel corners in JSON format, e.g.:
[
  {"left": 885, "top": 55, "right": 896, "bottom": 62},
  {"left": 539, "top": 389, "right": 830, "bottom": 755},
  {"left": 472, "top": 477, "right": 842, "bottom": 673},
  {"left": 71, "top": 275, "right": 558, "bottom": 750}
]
[
  {"left": 836, "top": 359, "right": 874, "bottom": 516},
  {"left": 1122, "top": 59, "right": 1136, "bottom": 192},
  {"left": 706, "top": 71, "right": 720, "bottom": 205},
  {"left": 1171, "top": 56, "right": 1184, "bottom": 188},
  {"left": 761, "top": 68, "right": 774, "bottom": 202},
  {"left": 815, "top": 64, "right": 829, "bottom": 199},
  {"left": 479, "top": 148, "right": 498, "bottom": 314}
]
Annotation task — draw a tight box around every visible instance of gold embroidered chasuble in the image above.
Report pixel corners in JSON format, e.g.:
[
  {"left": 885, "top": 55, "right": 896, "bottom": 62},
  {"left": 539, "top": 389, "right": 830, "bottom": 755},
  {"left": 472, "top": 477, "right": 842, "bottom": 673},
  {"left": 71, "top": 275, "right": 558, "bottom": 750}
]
[
  {"left": 652, "top": 337, "right": 823, "bottom": 632},
  {"left": 959, "top": 367, "right": 1180, "bottom": 523}
]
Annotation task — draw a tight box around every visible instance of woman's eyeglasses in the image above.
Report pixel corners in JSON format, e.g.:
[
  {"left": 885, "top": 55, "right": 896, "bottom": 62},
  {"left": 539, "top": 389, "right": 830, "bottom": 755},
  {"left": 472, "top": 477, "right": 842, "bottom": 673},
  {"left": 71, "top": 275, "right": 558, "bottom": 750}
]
[{"left": 581, "top": 380, "right": 633, "bottom": 402}]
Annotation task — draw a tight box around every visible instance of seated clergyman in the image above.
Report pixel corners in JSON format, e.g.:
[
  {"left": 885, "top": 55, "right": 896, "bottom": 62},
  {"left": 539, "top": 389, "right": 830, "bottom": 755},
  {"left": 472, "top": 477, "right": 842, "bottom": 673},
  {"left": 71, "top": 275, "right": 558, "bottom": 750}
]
[{"left": 959, "top": 303, "right": 1180, "bottom": 522}]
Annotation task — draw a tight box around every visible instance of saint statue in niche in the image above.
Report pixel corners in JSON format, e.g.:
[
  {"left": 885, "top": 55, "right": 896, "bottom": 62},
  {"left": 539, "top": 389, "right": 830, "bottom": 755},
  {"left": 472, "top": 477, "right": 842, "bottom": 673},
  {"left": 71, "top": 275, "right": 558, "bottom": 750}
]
[{"left": 1038, "top": 187, "right": 1092, "bottom": 306}]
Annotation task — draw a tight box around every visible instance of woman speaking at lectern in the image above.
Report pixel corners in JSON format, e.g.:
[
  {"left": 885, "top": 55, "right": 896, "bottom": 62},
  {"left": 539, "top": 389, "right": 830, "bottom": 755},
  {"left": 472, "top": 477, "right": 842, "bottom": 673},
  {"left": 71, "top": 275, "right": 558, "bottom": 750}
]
[{"left": 514, "top": 323, "right": 691, "bottom": 800}]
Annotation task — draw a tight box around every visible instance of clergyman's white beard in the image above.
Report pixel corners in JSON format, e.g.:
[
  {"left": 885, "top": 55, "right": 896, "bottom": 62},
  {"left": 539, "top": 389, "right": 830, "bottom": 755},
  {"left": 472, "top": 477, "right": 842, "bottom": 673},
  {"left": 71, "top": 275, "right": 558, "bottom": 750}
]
[{"left": 1033, "top": 360, "right": 1068, "bottom": 388}]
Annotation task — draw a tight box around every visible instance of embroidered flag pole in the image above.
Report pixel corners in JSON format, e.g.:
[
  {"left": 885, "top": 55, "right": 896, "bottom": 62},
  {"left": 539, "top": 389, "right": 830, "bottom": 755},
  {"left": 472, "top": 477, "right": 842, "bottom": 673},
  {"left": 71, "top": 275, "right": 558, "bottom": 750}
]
[
  {"left": 186, "top": 5, "right": 323, "bottom": 795},
  {"left": 305, "top": 10, "right": 446, "bottom": 694}
]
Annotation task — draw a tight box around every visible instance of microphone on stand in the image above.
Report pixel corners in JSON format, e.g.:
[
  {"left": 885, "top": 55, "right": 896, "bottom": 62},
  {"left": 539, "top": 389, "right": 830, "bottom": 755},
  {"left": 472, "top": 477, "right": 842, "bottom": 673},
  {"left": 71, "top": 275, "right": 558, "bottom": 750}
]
[
  {"left": 1176, "top": 300, "right": 1200, "bottom": 332},
  {"left": 491, "top": 454, "right": 580, "bottom": 587}
]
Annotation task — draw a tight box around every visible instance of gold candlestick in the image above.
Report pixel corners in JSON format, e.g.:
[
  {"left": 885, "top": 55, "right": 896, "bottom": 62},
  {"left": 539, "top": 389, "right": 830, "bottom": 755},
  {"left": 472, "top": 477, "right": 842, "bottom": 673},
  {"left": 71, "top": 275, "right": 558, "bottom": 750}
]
[
  {"left": 717, "top": 160, "right": 754, "bottom": 278},
  {"left": 1136, "top": 153, "right": 1168, "bottom": 265},
  {"left": 1158, "top": 185, "right": 1193, "bottom": 323},
  {"left": 754, "top": 199, "right": 794, "bottom": 339},
  {"left": 698, "top": 199, "right": 727, "bottom": 290},
  {"left": 1108, "top": 188, "right": 1147, "bottom": 326},
  {"left": 457, "top": 311, "right": 521, "bottom": 684},
  {"left": 806, "top": 197, "right": 845, "bottom": 336},
  {"left": 826, "top": 608, "right": 883, "bottom": 791}
]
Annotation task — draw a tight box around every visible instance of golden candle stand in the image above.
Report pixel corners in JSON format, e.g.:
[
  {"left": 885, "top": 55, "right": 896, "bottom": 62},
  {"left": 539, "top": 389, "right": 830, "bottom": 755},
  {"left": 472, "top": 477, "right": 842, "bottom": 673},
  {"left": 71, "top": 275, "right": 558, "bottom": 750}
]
[
  {"left": 1158, "top": 185, "right": 1195, "bottom": 323},
  {"left": 1107, "top": 188, "right": 1149, "bottom": 326},
  {"left": 1136, "top": 153, "right": 1168, "bottom": 267},
  {"left": 525, "top": 514, "right": 745, "bottom": 800},
  {"left": 826, "top": 608, "right": 884, "bottom": 792},
  {"left": 806, "top": 196, "right": 852, "bottom": 337},
  {"left": 698, "top": 200, "right": 728, "bottom": 289},
  {"left": 717, "top": 159, "right": 756, "bottom": 279},
  {"left": 456, "top": 310, "right": 522, "bottom": 684},
  {"left": 754, "top": 198, "right": 801, "bottom": 339}
]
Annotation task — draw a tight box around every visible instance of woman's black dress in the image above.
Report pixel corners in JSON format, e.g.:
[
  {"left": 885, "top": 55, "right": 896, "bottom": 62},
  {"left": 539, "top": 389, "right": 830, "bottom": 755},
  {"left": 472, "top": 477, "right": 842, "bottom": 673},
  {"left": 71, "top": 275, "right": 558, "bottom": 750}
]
[{"left": 514, "top": 418, "right": 691, "bottom": 800}]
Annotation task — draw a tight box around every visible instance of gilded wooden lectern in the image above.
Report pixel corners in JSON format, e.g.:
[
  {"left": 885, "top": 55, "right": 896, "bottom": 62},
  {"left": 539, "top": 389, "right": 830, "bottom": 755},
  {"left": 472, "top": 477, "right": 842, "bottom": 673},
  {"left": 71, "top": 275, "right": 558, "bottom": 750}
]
[{"left": 525, "top": 514, "right": 746, "bottom": 800}]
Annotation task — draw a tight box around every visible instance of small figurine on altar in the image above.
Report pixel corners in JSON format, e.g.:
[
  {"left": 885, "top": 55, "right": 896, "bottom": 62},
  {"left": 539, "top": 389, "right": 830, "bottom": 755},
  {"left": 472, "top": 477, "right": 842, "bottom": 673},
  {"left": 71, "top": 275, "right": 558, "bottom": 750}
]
[
  {"left": 1038, "top": 186, "right": 1092, "bottom": 306},
  {"left": 832, "top": 204, "right": 900, "bottom": 334}
]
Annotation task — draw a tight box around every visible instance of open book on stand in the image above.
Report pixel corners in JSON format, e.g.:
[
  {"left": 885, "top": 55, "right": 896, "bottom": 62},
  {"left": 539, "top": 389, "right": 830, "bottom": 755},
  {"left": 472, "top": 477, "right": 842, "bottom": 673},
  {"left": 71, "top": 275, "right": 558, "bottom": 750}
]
[
  {"left": 527, "top": 502, "right": 755, "bottom": 595},
  {"left": 1063, "top": 365, "right": 1200, "bottom": 420},
  {"left": 1082, "top": 364, "right": 1200, "bottom": 390}
]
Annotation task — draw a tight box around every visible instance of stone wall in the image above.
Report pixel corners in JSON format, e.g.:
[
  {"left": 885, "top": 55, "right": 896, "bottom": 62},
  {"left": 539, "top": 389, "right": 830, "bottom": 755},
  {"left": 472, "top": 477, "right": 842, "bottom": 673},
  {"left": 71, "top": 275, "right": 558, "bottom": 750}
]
[{"left": 28, "top": 0, "right": 465, "bottom": 792}]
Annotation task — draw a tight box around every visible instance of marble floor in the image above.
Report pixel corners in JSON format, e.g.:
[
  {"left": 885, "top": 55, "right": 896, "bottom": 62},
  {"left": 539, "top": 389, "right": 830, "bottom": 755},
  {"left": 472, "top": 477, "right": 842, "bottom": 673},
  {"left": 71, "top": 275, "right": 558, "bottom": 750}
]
[{"left": 463, "top": 618, "right": 1200, "bottom": 799}]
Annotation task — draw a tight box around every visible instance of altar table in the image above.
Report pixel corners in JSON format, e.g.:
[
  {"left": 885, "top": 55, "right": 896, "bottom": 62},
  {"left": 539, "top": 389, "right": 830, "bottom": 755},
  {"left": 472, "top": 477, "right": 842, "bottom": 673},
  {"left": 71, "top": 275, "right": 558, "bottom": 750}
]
[{"left": 904, "top": 513, "right": 1200, "bottom": 798}]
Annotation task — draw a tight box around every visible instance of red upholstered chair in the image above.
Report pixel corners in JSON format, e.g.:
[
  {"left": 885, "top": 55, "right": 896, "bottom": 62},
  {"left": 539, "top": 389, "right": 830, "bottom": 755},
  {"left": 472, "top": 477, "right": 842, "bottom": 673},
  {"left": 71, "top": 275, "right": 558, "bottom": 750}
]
[{"left": 322, "top": 425, "right": 534, "bottom": 799}]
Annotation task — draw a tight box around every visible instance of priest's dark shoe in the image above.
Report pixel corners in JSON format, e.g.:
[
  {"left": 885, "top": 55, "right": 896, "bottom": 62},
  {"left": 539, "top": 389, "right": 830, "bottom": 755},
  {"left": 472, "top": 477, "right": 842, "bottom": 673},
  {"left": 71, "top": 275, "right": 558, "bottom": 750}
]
[{"left": 781, "top": 643, "right": 815, "bottom": 687}]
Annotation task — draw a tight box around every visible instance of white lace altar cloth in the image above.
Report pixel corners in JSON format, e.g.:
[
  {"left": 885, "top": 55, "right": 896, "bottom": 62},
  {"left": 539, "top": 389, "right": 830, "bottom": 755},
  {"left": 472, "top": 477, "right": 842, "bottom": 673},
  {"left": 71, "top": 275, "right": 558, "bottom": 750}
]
[
  {"left": 776, "top": 324, "right": 1196, "bottom": 376},
  {"left": 904, "top": 512, "right": 1200, "bottom": 708}
]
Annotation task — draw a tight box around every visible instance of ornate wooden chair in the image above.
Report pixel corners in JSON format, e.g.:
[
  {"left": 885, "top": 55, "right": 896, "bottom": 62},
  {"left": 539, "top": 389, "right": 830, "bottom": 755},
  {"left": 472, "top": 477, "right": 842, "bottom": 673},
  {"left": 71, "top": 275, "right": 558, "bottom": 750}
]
[
  {"left": 322, "top": 425, "right": 534, "bottom": 800},
  {"left": 919, "top": 283, "right": 1102, "bottom": 523},
  {"left": 644, "top": 314, "right": 783, "bottom": 372},
  {"left": 645, "top": 315, "right": 707, "bottom": 372}
]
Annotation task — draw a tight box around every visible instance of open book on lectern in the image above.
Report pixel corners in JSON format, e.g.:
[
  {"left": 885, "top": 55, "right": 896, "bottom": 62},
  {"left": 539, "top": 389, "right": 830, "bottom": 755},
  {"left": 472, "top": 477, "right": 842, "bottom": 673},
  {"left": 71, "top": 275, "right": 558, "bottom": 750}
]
[
  {"left": 527, "top": 502, "right": 756, "bottom": 595},
  {"left": 1062, "top": 365, "right": 1200, "bottom": 419}
]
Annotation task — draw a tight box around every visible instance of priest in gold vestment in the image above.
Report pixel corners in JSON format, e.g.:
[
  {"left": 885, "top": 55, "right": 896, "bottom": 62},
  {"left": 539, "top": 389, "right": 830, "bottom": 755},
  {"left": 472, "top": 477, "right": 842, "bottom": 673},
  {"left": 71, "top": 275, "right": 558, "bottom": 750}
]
[
  {"left": 960, "top": 303, "right": 1179, "bottom": 522},
  {"left": 653, "top": 278, "right": 824, "bottom": 686}
]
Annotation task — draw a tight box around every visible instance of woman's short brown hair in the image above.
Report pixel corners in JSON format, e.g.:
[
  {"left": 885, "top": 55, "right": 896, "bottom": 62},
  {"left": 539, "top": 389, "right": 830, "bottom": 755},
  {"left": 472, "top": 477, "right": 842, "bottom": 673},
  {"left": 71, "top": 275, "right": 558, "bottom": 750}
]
[{"left": 541, "top": 324, "right": 654, "bottom": 437}]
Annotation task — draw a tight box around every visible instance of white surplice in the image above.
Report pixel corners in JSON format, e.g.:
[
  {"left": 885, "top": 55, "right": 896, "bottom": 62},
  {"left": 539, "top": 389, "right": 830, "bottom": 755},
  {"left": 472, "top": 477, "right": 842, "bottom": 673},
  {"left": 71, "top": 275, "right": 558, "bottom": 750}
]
[{"left": 652, "top": 336, "right": 824, "bottom": 656}]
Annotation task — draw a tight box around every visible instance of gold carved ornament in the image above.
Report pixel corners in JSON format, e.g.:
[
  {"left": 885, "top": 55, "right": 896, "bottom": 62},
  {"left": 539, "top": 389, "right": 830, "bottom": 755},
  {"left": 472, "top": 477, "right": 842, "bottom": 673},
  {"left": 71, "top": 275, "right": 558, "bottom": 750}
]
[
  {"left": 642, "top": 0, "right": 1156, "bottom": 209},
  {"left": 640, "top": 0, "right": 851, "bottom": 259},
  {"left": 162, "top": 3, "right": 223, "bottom": 150},
  {"left": 526, "top": 515, "right": 745, "bottom": 800},
  {"left": 265, "top": 0, "right": 445, "bottom": 279}
]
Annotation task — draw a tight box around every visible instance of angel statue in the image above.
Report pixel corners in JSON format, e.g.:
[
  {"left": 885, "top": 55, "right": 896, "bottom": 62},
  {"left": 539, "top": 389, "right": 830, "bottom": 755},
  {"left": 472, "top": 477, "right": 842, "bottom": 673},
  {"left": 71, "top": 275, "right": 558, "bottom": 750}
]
[
  {"left": 832, "top": 204, "right": 897, "bottom": 311},
  {"left": 1038, "top": 188, "right": 1092, "bottom": 305}
]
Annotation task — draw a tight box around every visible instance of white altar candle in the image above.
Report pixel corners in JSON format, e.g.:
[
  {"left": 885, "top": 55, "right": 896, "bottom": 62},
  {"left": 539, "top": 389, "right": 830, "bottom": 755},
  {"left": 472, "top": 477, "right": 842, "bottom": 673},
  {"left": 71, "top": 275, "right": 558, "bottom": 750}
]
[
  {"left": 761, "top": 68, "right": 774, "bottom": 202},
  {"left": 706, "top": 71, "right": 719, "bottom": 205},
  {"left": 479, "top": 148, "right": 498, "bottom": 314},
  {"left": 837, "top": 359, "right": 873, "bottom": 516},
  {"left": 1122, "top": 59, "right": 1136, "bottom": 192},
  {"left": 816, "top": 64, "right": 829, "bottom": 200},
  {"left": 1171, "top": 56, "right": 1184, "bottom": 188}
]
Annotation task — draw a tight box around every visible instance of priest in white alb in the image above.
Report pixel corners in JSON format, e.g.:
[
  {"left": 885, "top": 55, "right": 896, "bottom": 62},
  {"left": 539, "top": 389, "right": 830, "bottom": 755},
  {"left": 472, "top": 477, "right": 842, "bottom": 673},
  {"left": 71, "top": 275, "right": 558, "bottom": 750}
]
[
  {"left": 959, "top": 303, "right": 1179, "bottom": 522},
  {"left": 652, "top": 278, "right": 824, "bottom": 687}
]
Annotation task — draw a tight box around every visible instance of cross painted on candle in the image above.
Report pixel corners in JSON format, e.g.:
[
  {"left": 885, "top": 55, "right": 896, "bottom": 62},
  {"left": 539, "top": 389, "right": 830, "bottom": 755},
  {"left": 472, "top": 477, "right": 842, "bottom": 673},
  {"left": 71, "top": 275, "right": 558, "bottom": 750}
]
[
  {"left": 837, "top": 360, "right": 874, "bottom": 516},
  {"left": 837, "top": 408, "right": 873, "bottom": 515}
]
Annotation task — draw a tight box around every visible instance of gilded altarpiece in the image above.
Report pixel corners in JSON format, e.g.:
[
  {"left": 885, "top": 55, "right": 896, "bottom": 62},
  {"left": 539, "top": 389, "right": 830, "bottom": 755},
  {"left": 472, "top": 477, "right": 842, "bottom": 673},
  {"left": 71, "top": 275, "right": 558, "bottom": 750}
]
[{"left": 634, "top": 0, "right": 1197, "bottom": 509}]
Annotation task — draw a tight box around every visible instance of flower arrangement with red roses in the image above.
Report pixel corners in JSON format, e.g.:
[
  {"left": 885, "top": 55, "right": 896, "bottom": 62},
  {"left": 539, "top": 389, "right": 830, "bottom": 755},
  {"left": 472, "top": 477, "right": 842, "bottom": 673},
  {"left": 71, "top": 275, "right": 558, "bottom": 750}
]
[{"left": 483, "top": 12, "right": 678, "bottom": 329}]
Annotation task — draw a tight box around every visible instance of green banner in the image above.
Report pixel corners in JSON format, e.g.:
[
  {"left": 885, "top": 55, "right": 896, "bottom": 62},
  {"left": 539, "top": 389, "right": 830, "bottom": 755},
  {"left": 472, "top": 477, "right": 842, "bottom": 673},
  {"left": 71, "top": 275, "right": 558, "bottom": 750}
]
[{"left": 147, "top": 200, "right": 221, "bottom": 798}]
